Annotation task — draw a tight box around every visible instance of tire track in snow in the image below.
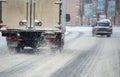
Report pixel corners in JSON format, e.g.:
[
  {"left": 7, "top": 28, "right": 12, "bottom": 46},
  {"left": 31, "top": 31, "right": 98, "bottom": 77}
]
[
  {"left": 51, "top": 39, "right": 103, "bottom": 77},
  {"left": 0, "top": 53, "right": 54, "bottom": 77}
]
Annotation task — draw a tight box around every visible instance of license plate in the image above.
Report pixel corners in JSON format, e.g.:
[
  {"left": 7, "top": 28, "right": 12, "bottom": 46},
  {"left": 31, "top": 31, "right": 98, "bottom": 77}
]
[
  {"left": 8, "top": 42, "right": 18, "bottom": 47},
  {"left": 45, "top": 35, "right": 56, "bottom": 38}
]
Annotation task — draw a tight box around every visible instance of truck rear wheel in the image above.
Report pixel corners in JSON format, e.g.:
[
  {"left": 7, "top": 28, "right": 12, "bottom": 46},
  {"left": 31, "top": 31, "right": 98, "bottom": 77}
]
[
  {"left": 57, "top": 40, "right": 64, "bottom": 52},
  {"left": 107, "top": 34, "right": 111, "bottom": 37},
  {"left": 16, "top": 44, "right": 24, "bottom": 53}
]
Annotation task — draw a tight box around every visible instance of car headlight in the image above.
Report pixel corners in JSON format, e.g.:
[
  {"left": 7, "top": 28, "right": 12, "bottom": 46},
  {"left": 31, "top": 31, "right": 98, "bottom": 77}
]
[{"left": 94, "top": 28, "right": 98, "bottom": 32}]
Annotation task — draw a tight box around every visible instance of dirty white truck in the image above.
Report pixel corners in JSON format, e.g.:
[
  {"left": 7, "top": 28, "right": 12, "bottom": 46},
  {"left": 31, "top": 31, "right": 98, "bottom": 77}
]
[{"left": 0, "top": 0, "right": 70, "bottom": 52}]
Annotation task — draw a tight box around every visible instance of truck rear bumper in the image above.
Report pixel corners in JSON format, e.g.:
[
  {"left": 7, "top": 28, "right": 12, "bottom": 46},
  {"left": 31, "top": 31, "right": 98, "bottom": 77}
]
[{"left": 7, "top": 41, "right": 18, "bottom": 47}]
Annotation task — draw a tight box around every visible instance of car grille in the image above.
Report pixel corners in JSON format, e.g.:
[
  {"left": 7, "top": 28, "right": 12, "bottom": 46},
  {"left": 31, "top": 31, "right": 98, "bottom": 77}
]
[{"left": 98, "top": 28, "right": 107, "bottom": 31}]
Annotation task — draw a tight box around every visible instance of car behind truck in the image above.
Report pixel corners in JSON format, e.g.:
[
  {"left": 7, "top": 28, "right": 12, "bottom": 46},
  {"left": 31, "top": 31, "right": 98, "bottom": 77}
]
[
  {"left": 0, "top": 0, "right": 70, "bottom": 52},
  {"left": 92, "top": 19, "right": 112, "bottom": 37}
]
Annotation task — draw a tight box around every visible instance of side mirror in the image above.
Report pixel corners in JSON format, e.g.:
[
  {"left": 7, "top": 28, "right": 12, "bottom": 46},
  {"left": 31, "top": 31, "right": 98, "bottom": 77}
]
[
  {"left": 92, "top": 25, "right": 94, "bottom": 27},
  {"left": 66, "top": 14, "right": 70, "bottom": 22},
  {"left": 35, "top": 20, "right": 42, "bottom": 26},
  {"left": 110, "top": 25, "right": 112, "bottom": 27},
  {"left": 19, "top": 20, "right": 27, "bottom": 26},
  {"left": 92, "top": 23, "right": 97, "bottom": 27}
]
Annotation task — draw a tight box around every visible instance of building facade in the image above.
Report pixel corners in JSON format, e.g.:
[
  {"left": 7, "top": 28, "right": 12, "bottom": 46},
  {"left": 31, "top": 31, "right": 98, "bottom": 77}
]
[
  {"left": 66, "top": 0, "right": 79, "bottom": 26},
  {"left": 115, "top": 0, "right": 120, "bottom": 25}
]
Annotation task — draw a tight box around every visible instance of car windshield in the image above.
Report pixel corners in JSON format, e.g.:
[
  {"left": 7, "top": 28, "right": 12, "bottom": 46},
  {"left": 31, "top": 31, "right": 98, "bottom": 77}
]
[{"left": 97, "top": 23, "right": 110, "bottom": 27}]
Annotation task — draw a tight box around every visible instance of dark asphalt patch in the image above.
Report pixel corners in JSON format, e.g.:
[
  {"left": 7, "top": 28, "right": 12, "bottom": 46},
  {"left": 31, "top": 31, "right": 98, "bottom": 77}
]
[{"left": 51, "top": 40, "right": 103, "bottom": 77}]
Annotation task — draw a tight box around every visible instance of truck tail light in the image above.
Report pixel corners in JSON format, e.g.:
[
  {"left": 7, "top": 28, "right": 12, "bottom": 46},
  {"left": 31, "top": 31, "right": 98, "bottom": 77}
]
[
  {"left": 6, "top": 36, "right": 12, "bottom": 41},
  {"left": 15, "top": 37, "right": 20, "bottom": 41},
  {"left": 47, "top": 38, "right": 56, "bottom": 42},
  {"left": 6, "top": 36, "right": 20, "bottom": 41}
]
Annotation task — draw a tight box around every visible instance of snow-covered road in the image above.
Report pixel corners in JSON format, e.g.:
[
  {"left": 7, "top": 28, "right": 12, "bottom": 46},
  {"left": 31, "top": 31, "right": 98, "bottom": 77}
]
[{"left": 0, "top": 26, "right": 120, "bottom": 77}]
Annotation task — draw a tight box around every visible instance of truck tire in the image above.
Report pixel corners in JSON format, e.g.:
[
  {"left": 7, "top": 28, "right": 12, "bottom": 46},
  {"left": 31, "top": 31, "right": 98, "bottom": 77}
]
[
  {"left": 16, "top": 44, "right": 24, "bottom": 53},
  {"left": 107, "top": 34, "right": 111, "bottom": 37},
  {"left": 32, "top": 43, "right": 39, "bottom": 53},
  {"left": 57, "top": 40, "right": 64, "bottom": 52}
]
